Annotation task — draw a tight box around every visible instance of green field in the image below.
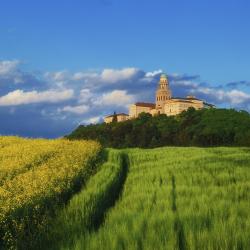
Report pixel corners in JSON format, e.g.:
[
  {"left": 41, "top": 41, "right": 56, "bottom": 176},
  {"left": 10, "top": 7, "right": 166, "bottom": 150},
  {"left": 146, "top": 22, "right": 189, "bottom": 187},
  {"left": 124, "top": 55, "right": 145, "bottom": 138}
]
[
  {"left": 44, "top": 147, "right": 250, "bottom": 250},
  {"left": 1, "top": 138, "right": 250, "bottom": 249}
]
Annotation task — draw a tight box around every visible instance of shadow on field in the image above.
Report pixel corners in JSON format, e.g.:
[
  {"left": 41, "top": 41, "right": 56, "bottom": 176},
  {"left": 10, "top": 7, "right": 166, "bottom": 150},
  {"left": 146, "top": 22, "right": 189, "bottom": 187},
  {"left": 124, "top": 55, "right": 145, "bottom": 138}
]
[
  {"left": 170, "top": 174, "right": 187, "bottom": 250},
  {"left": 91, "top": 153, "right": 129, "bottom": 232},
  {"left": 35, "top": 150, "right": 129, "bottom": 250}
]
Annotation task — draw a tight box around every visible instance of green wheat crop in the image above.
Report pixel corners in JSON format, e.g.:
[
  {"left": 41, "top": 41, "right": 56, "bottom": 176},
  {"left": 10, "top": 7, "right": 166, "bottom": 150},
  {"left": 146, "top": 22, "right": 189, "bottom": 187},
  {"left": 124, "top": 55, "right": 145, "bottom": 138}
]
[{"left": 68, "top": 147, "right": 250, "bottom": 250}]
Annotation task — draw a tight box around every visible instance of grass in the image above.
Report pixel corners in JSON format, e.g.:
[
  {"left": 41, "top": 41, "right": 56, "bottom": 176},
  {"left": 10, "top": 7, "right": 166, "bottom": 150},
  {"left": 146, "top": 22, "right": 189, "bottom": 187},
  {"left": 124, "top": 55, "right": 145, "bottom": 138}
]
[{"left": 56, "top": 147, "right": 250, "bottom": 250}]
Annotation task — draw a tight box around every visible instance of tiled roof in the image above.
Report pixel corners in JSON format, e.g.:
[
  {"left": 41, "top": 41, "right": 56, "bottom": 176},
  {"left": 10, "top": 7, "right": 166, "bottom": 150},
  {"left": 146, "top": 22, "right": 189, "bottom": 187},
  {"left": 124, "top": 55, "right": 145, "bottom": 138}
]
[{"left": 135, "top": 102, "right": 156, "bottom": 108}]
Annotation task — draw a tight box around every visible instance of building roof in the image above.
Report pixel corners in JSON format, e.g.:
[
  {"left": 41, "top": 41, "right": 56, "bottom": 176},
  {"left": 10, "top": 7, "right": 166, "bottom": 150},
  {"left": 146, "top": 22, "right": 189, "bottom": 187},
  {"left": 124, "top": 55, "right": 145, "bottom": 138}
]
[
  {"left": 169, "top": 99, "right": 194, "bottom": 104},
  {"left": 172, "top": 97, "right": 202, "bottom": 101},
  {"left": 161, "top": 73, "right": 167, "bottom": 79},
  {"left": 135, "top": 102, "right": 156, "bottom": 108},
  {"left": 105, "top": 113, "right": 129, "bottom": 118},
  {"left": 170, "top": 98, "right": 215, "bottom": 107}
]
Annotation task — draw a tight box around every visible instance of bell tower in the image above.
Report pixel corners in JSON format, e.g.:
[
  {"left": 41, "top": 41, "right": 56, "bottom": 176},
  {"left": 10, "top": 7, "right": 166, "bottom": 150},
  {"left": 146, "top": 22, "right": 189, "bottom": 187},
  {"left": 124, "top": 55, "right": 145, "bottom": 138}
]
[{"left": 155, "top": 74, "right": 171, "bottom": 111}]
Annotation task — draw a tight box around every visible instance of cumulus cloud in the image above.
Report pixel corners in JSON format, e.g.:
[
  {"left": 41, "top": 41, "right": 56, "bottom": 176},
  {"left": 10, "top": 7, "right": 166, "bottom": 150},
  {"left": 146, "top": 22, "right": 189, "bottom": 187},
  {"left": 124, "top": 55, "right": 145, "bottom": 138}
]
[
  {"left": 44, "top": 67, "right": 141, "bottom": 87},
  {"left": 192, "top": 87, "right": 250, "bottom": 106},
  {"left": 0, "top": 89, "right": 74, "bottom": 106},
  {"left": 44, "top": 71, "right": 71, "bottom": 87},
  {"left": 72, "top": 72, "right": 98, "bottom": 81},
  {"left": 145, "top": 69, "right": 163, "bottom": 78},
  {"left": 78, "top": 89, "right": 93, "bottom": 103},
  {"left": 0, "top": 60, "right": 45, "bottom": 88},
  {"left": 59, "top": 104, "right": 89, "bottom": 114},
  {"left": 0, "top": 60, "right": 20, "bottom": 75},
  {"left": 81, "top": 115, "right": 103, "bottom": 124},
  {"left": 100, "top": 68, "right": 140, "bottom": 83},
  {"left": 95, "top": 90, "right": 135, "bottom": 107}
]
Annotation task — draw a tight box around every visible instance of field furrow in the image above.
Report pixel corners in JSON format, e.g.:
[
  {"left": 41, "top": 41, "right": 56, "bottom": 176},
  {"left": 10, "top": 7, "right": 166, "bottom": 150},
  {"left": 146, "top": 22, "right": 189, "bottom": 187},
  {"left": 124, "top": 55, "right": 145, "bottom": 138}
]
[
  {"left": 42, "top": 149, "right": 128, "bottom": 250},
  {"left": 68, "top": 147, "right": 250, "bottom": 250}
]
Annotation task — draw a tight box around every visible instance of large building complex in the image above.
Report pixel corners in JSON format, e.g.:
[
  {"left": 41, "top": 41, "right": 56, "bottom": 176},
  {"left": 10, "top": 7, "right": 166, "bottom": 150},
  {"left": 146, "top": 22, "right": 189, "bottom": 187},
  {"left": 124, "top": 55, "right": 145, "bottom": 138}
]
[{"left": 104, "top": 74, "right": 214, "bottom": 123}]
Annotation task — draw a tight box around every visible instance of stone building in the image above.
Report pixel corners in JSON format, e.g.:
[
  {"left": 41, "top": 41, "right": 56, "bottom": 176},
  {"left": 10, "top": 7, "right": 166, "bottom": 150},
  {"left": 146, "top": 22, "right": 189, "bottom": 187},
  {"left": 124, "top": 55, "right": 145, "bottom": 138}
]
[
  {"left": 104, "top": 73, "right": 214, "bottom": 123},
  {"left": 129, "top": 102, "right": 155, "bottom": 119},
  {"left": 104, "top": 113, "right": 129, "bottom": 123}
]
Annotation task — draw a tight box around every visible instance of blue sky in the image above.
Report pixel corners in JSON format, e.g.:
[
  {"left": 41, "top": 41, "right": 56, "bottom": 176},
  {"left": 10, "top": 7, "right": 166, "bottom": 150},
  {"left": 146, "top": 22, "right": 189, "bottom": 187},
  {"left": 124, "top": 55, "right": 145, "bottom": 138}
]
[{"left": 0, "top": 0, "right": 250, "bottom": 137}]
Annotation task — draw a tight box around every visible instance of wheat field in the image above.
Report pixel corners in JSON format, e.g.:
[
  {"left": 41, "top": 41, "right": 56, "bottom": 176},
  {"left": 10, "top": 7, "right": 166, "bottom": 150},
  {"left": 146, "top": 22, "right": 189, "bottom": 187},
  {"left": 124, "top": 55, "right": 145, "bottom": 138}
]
[{"left": 54, "top": 147, "right": 250, "bottom": 250}]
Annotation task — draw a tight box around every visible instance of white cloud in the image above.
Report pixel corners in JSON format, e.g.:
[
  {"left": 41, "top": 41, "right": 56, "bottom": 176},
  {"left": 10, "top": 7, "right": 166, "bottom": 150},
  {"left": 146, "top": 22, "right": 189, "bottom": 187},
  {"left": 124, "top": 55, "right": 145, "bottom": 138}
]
[
  {"left": 72, "top": 72, "right": 98, "bottom": 81},
  {"left": 227, "top": 90, "right": 250, "bottom": 104},
  {"left": 44, "top": 71, "right": 71, "bottom": 87},
  {"left": 0, "top": 89, "right": 74, "bottom": 106},
  {"left": 59, "top": 104, "right": 89, "bottom": 114},
  {"left": 172, "top": 80, "right": 198, "bottom": 88},
  {"left": 88, "top": 116, "right": 102, "bottom": 124},
  {"left": 81, "top": 115, "right": 102, "bottom": 124},
  {"left": 78, "top": 88, "right": 93, "bottom": 103},
  {"left": 101, "top": 68, "right": 139, "bottom": 83},
  {"left": 44, "top": 71, "right": 68, "bottom": 81},
  {"left": 0, "top": 60, "right": 20, "bottom": 75},
  {"left": 191, "top": 87, "right": 250, "bottom": 105},
  {"left": 79, "top": 115, "right": 103, "bottom": 125},
  {"left": 145, "top": 69, "right": 162, "bottom": 77},
  {"left": 95, "top": 90, "right": 135, "bottom": 107}
]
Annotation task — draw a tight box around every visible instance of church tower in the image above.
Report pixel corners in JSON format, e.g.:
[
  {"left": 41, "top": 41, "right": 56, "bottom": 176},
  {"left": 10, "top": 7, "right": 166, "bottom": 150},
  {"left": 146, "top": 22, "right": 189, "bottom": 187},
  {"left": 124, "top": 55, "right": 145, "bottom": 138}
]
[{"left": 155, "top": 74, "right": 171, "bottom": 111}]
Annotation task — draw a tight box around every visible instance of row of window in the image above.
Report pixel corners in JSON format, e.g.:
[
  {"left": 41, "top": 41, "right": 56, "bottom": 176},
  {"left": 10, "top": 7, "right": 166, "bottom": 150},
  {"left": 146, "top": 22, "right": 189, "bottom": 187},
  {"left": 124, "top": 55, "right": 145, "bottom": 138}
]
[{"left": 157, "top": 96, "right": 169, "bottom": 101}]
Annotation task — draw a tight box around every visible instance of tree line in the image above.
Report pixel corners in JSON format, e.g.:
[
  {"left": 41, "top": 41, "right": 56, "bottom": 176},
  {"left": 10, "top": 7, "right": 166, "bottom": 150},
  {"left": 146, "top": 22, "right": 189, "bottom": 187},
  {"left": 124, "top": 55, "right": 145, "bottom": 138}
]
[{"left": 66, "top": 108, "right": 250, "bottom": 148}]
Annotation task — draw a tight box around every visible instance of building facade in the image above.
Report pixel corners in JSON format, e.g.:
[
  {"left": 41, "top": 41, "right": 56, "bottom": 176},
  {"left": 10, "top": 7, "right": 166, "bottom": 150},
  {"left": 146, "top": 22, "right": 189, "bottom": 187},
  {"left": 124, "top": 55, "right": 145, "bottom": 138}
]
[
  {"left": 104, "top": 74, "right": 214, "bottom": 123},
  {"left": 129, "top": 102, "right": 155, "bottom": 118},
  {"left": 104, "top": 113, "right": 129, "bottom": 123}
]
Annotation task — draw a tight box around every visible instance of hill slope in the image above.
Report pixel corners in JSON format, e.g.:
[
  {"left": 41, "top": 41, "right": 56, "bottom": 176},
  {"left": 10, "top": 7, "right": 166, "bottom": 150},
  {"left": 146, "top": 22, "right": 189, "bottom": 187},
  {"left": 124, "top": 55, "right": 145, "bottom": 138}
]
[{"left": 67, "top": 108, "right": 250, "bottom": 147}]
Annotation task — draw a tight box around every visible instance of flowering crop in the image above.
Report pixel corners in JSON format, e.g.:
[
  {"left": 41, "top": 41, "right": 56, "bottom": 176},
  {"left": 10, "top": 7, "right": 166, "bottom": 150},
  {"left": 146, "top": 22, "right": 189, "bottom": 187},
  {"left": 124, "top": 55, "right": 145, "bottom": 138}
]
[{"left": 0, "top": 136, "right": 101, "bottom": 249}]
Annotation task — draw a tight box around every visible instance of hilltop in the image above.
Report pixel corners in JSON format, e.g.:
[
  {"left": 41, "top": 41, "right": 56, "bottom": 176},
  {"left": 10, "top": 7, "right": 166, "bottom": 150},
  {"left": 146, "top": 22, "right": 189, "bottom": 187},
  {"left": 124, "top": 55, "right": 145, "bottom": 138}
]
[{"left": 67, "top": 108, "right": 250, "bottom": 148}]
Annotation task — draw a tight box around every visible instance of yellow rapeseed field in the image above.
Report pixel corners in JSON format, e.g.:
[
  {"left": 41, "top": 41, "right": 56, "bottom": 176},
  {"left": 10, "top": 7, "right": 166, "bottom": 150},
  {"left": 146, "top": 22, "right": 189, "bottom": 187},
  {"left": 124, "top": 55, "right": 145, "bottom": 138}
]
[{"left": 0, "top": 136, "right": 101, "bottom": 249}]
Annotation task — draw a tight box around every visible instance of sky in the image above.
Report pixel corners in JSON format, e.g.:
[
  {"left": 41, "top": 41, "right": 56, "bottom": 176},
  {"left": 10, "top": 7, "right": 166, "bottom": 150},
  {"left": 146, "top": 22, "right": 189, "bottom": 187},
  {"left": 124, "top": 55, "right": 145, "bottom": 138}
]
[{"left": 0, "top": 0, "right": 250, "bottom": 138}]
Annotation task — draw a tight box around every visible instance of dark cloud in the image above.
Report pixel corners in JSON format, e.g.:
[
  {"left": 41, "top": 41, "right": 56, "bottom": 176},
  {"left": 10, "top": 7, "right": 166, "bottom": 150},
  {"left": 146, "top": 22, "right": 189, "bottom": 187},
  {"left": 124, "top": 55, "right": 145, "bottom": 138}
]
[
  {"left": 0, "top": 106, "right": 74, "bottom": 138},
  {"left": 226, "top": 80, "right": 250, "bottom": 88}
]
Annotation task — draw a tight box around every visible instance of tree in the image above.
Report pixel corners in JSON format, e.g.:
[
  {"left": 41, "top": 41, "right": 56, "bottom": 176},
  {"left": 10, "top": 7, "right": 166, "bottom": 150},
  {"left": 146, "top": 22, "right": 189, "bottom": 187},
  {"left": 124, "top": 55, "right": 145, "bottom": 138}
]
[
  {"left": 112, "top": 111, "right": 118, "bottom": 123},
  {"left": 66, "top": 108, "right": 250, "bottom": 148}
]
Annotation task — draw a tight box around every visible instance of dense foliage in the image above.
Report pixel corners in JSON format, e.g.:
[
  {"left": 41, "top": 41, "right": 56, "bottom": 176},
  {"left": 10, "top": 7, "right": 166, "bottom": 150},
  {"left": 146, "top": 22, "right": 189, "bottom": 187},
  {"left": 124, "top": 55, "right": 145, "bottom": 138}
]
[
  {"left": 0, "top": 136, "right": 101, "bottom": 249},
  {"left": 67, "top": 108, "right": 250, "bottom": 147}
]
